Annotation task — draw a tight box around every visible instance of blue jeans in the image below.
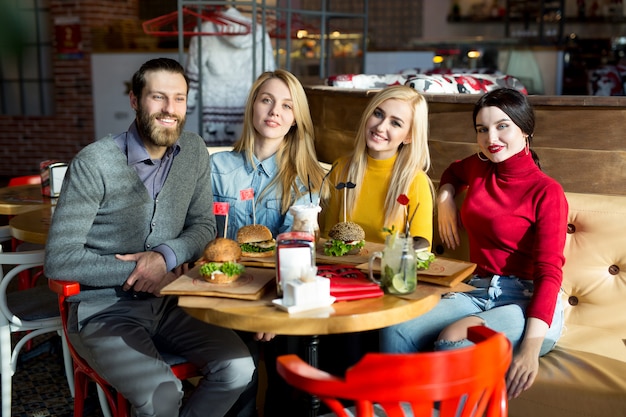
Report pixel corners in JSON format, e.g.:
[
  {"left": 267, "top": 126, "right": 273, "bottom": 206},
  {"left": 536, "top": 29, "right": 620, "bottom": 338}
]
[{"left": 380, "top": 275, "right": 563, "bottom": 355}]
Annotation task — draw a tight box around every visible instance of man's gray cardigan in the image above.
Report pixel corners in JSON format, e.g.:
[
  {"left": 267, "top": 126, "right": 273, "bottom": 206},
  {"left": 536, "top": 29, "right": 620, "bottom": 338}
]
[{"left": 44, "top": 131, "right": 216, "bottom": 302}]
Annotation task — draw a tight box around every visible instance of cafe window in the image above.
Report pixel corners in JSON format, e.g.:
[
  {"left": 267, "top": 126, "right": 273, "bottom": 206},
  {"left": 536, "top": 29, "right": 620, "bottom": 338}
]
[{"left": 0, "top": 0, "right": 54, "bottom": 116}]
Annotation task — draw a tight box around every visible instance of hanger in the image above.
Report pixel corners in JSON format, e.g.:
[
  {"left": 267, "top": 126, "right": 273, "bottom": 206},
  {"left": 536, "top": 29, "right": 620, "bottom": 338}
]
[{"left": 142, "top": 6, "right": 251, "bottom": 37}]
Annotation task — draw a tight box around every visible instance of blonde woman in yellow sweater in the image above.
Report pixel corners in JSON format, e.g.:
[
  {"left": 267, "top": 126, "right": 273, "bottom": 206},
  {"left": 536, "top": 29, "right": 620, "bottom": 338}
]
[{"left": 322, "top": 85, "right": 434, "bottom": 244}]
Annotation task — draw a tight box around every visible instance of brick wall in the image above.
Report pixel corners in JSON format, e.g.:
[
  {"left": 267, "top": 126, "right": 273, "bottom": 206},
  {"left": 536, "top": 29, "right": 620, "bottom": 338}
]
[
  {"left": 0, "top": 0, "right": 420, "bottom": 177},
  {"left": 0, "top": 0, "right": 140, "bottom": 177}
]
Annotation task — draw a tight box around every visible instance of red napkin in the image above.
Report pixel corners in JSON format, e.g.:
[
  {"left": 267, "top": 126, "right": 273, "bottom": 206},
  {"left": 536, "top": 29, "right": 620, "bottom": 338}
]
[{"left": 317, "top": 265, "right": 384, "bottom": 301}]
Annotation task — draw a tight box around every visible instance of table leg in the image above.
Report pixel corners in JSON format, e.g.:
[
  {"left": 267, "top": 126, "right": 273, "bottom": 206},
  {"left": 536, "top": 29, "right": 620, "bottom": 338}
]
[{"left": 304, "top": 335, "right": 321, "bottom": 417}]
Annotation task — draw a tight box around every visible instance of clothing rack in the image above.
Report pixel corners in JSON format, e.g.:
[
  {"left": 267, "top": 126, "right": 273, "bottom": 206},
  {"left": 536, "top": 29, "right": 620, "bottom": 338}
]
[{"left": 167, "top": 0, "right": 368, "bottom": 138}]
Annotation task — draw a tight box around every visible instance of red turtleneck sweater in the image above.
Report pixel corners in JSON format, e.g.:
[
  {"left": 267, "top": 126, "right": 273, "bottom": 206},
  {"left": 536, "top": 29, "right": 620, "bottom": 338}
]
[{"left": 440, "top": 150, "right": 568, "bottom": 325}]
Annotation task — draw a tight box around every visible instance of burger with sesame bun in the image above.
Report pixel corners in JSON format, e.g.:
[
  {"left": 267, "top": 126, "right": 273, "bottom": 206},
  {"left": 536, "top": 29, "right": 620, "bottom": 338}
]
[
  {"left": 324, "top": 221, "right": 366, "bottom": 256},
  {"left": 196, "top": 237, "right": 245, "bottom": 284},
  {"left": 236, "top": 224, "right": 276, "bottom": 258}
]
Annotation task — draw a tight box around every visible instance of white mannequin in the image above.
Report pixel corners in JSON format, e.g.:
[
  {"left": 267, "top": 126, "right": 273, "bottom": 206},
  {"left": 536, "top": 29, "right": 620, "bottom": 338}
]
[{"left": 186, "top": 8, "right": 276, "bottom": 146}]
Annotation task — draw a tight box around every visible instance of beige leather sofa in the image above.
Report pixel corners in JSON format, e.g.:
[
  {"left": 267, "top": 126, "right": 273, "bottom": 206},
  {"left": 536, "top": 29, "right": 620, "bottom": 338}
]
[
  {"left": 431, "top": 192, "right": 626, "bottom": 417},
  {"left": 305, "top": 86, "right": 626, "bottom": 417},
  {"left": 513, "top": 192, "right": 626, "bottom": 416}
]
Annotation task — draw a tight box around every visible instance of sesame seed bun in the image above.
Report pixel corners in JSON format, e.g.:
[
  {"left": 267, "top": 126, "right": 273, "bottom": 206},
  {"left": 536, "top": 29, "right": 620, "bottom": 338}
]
[
  {"left": 328, "top": 221, "right": 365, "bottom": 243},
  {"left": 202, "top": 237, "right": 241, "bottom": 263},
  {"left": 196, "top": 238, "right": 244, "bottom": 284},
  {"left": 237, "top": 224, "right": 276, "bottom": 258},
  {"left": 325, "top": 221, "right": 366, "bottom": 256},
  {"left": 236, "top": 224, "right": 273, "bottom": 244}
]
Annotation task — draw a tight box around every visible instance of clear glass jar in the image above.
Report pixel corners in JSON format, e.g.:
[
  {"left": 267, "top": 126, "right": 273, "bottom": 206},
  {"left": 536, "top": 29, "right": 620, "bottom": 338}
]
[
  {"left": 369, "top": 233, "right": 417, "bottom": 295},
  {"left": 289, "top": 204, "right": 321, "bottom": 244}
]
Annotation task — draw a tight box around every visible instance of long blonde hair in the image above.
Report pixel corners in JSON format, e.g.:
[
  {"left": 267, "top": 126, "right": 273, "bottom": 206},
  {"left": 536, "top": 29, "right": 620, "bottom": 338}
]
[
  {"left": 341, "top": 85, "right": 432, "bottom": 222},
  {"left": 233, "top": 69, "right": 328, "bottom": 213}
]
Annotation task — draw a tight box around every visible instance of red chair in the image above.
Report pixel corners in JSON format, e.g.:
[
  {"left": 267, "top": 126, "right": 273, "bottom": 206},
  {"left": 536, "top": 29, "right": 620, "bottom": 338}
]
[
  {"left": 7, "top": 174, "right": 41, "bottom": 186},
  {"left": 5, "top": 174, "right": 43, "bottom": 290},
  {"left": 48, "top": 279, "right": 200, "bottom": 417},
  {"left": 277, "top": 326, "right": 512, "bottom": 417}
]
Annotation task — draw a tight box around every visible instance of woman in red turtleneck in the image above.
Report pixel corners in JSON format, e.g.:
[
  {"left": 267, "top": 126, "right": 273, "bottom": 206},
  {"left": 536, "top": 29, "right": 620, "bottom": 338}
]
[{"left": 380, "top": 88, "right": 568, "bottom": 400}]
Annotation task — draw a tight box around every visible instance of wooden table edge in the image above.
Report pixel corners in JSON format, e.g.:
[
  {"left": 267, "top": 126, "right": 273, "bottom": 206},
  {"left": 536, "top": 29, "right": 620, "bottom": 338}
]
[
  {"left": 179, "top": 292, "right": 440, "bottom": 335},
  {"left": 8, "top": 207, "right": 50, "bottom": 245}
]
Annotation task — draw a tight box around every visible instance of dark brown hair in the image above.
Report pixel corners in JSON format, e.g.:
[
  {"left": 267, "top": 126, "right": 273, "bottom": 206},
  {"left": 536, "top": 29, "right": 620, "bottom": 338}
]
[
  {"left": 473, "top": 88, "right": 541, "bottom": 168},
  {"left": 131, "top": 58, "right": 189, "bottom": 99}
]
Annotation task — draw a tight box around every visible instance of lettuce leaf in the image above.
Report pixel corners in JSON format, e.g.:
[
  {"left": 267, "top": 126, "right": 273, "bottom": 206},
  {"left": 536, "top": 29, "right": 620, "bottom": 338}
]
[
  {"left": 323, "top": 239, "right": 364, "bottom": 257},
  {"left": 199, "top": 261, "right": 245, "bottom": 277},
  {"left": 240, "top": 243, "right": 274, "bottom": 253},
  {"left": 416, "top": 252, "right": 435, "bottom": 270}
]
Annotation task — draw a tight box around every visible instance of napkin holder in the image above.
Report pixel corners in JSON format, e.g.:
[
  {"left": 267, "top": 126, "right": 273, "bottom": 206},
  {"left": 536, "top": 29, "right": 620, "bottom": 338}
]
[{"left": 40, "top": 160, "right": 68, "bottom": 197}]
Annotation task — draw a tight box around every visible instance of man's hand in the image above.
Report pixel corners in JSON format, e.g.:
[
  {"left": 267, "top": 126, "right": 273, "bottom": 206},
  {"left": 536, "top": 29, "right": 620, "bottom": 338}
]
[
  {"left": 117, "top": 251, "right": 167, "bottom": 294},
  {"left": 154, "top": 263, "right": 189, "bottom": 297}
]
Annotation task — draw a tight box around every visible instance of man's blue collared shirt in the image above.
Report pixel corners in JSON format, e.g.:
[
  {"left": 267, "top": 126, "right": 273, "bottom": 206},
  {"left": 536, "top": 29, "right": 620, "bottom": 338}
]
[{"left": 113, "top": 122, "right": 180, "bottom": 270}]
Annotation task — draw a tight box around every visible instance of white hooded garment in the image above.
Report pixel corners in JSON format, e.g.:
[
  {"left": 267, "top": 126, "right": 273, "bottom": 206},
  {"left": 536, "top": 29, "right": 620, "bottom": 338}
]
[{"left": 186, "top": 7, "right": 276, "bottom": 146}]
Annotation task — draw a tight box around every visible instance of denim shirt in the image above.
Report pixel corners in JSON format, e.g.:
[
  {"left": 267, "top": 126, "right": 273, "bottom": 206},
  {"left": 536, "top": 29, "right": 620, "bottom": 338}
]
[{"left": 210, "top": 150, "right": 315, "bottom": 240}]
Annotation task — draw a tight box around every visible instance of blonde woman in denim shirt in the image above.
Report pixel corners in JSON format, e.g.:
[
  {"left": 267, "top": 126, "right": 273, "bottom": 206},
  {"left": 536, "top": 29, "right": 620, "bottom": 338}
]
[
  {"left": 210, "top": 69, "right": 328, "bottom": 241},
  {"left": 211, "top": 69, "right": 328, "bottom": 417}
]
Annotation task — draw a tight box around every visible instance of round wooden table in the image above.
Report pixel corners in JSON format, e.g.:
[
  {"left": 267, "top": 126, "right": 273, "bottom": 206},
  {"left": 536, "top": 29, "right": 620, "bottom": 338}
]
[
  {"left": 9, "top": 207, "right": 52, "bottom": 245},
  {"left": 0, "top": 184, "right": 53, "bottom": 215},
  {"left": 177, "top": 284, "right": 451, "bottom": 417},
  {"left": 178, "top": 287, "right": 440, "bottom": 336}
]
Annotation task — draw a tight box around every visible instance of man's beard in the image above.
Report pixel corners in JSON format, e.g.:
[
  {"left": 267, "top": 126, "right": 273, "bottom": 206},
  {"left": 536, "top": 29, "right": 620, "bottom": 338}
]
[{"left": 136, "top": 107, "right": 186, "bottom": 148}]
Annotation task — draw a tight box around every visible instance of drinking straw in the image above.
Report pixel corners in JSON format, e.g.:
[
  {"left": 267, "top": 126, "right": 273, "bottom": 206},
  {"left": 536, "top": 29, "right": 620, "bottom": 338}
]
[
  {"left": 317, "top": 162, "right": 337, "bottom": 206},
  {"left": 407, "top": 201, "right": 420, "bottom": 233},
  {"left": 308, "top": 174, "right": 313, "bottom": 204},
  {"left": 343, "top": 186, "right": 347, "bottom": 223},
  {"left": 405, "top": 204, "right": 409, "bottom": 235}
]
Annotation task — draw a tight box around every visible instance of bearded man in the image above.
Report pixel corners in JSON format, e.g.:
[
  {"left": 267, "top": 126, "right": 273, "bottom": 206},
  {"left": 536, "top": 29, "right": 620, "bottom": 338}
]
[{"left": 44, "top": 58, "right": 254, "bottom": 417}]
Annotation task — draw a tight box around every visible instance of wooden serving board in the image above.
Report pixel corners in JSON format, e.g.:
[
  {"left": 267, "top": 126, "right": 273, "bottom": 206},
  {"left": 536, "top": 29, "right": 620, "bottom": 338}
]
[
  {"left": 238, "top": 239, "right": 385, "bottom": 268},
  {"left": 240, "top": 256, "right": 276, "bottom": 268},
  {"left": 160, "top": 266, "right": 275, "bottom": 300},
  {"left": 356, "top": 257, "right": 477, "bottom": 288}
]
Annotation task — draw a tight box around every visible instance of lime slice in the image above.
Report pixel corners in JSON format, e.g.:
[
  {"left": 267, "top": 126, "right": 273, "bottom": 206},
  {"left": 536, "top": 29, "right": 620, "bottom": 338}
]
[
  {"left": 416, "top": 251, "right": 432, "bottom": 261},
  {"left": 391, "top": 273, "right": 408, "bottom": 293}
]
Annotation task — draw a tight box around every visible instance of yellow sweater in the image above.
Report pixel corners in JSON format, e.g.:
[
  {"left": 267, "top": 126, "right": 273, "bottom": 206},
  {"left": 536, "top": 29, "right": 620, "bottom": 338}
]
[{"left": 322, "top": 154, "right": 433, "bottom": 244}]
